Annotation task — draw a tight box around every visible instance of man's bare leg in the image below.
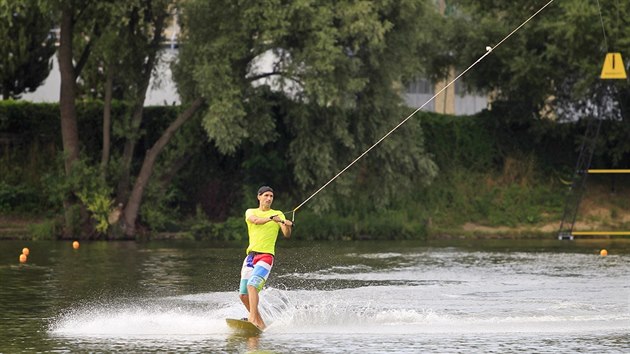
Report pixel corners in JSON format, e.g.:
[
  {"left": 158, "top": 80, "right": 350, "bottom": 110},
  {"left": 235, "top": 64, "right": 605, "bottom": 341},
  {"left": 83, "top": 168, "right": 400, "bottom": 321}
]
[
  {"left": 239, "top": 293, "right": 250, "bottom": 312},
  {"left": 247, "top": 285, "right": 266, "bottom": 329}
]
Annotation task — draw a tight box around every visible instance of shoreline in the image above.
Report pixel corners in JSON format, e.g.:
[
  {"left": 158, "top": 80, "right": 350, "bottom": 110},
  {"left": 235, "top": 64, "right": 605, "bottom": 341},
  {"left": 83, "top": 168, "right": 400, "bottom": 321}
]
[{"left": 2, "top": 215, "right": 628, "bottom": 241}]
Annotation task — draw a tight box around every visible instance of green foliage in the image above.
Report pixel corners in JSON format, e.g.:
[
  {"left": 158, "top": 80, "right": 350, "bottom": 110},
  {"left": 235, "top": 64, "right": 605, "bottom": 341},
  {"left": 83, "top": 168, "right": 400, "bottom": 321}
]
[
  {"left": 177, "top": 0, "right": 443, "bottom": 211},
  {"left": 278, "top": 211, "right": 427, "bottom": 241},
  {"left": 0, "top": 100, "right": 59, "bottom": 139},
  {"left": 0, "top": 99, "right": 131, "bottom": 163},
  {"left": 291, "top": 213, "right": 356, "bottom": 241},
  {"left": 186, "top": 208, "right": 429, "bottom": 241},
  {"left": 359, "top": 211, "right": 428, "bottom": 240},
  {"left": 72, "top": 160, "right": 113, "bottom": 234},
  {"left": 188, "top": 208, "right": 246, "bottom": 241},
  {"left": 0, "top": 2, "right": 56, "bottom": 99},
  {"left": 1, "top": 100, "right": 627, "bottom": 240},
  {"left": 0, "top": 181, "right": 40, "bottom": 213},
  {"left": 0, "top": 101, "right": 59, "bottom": 213},
  {"left": 139, "top": 181, "right": 181, "bottom": 233},
  {"left": 420, "top": 112, "right": 496, "bottom": 171},
  {"left": 42, "top": 155, "right": 112, "bottom": 235},
  {"left": 415, "top": 163, "right": 565, "bottom": 230},
  {"left": 76, "top": 0, "right": 175, "bottom": 102},
  {"left": 77, "top": 191, "right": 112, "bottom": 234},
  {"left": 27, "top": 218, "right": 61, "bottom": 240},
  {"left": 449, "top": 0, "right": 630, "bottom": 120}
]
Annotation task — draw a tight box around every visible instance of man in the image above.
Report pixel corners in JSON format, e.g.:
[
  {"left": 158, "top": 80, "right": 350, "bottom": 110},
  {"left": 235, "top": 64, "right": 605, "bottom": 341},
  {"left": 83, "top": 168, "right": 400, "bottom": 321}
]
[{"left": 239, "top": 186, "right": 293, "bottom": 329}]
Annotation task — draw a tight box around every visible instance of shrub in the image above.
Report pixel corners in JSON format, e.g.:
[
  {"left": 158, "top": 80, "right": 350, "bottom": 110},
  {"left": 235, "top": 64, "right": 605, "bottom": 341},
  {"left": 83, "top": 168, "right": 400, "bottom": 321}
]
[{"left": 28, "top": 218, "right": 61, "bottom": 240}]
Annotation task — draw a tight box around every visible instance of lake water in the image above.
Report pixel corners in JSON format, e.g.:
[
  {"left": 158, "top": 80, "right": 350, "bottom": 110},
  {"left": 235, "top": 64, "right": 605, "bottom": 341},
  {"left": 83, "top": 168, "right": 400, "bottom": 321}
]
[{"left": 1, "top": 239, "right": 629, "bottom": 353}]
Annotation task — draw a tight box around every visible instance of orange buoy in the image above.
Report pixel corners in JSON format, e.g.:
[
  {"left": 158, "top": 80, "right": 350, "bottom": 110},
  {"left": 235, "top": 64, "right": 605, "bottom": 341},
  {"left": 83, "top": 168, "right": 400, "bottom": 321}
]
[
  {"left": 600, "top": 249, "right": 608, "bottom": 257},
  {"left": 19, "top": 253, "right": 27, "bottom": 263},
  {"left": 72, "top": 241, "right": 80, "bottom": 249},
  {"left": 22, "top": 247, "right": 30, "bottom": 256}
]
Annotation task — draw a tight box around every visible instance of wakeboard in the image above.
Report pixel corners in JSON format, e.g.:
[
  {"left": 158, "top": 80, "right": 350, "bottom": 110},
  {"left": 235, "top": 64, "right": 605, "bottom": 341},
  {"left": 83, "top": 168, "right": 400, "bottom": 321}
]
[{"left": 226, "top": 318, "right": 263, "bottom": 336}]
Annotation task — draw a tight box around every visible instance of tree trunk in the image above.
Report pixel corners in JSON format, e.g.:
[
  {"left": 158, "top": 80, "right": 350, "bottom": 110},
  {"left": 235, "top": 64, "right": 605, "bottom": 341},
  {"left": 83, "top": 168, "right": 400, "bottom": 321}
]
[
  {"left": 58, "top": 7, "right": 79, "bottom": 175},
  {"left": 115, "top": 103, "right": 145, "bottom": 204},
  {"left": 115, "top": 12, "right": 167, "bottom": 205},
  {"left": 58, "top": 6, "right": 81, "bottom": 237},
  {"left": 101, "top": 63, "right": 114, "bottom": 178},
  {"left": 158, "top": 153, "right": 193, "bottom": 190},
  {"left": 123, "top": 97, "right": 204, "bottom": 236}
]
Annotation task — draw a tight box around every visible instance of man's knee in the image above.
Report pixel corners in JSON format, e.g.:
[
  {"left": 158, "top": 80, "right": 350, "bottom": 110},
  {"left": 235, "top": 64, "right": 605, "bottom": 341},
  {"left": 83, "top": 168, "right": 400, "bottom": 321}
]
[{"left": 247, "top": 275, "right": 265, "bottom": 291}]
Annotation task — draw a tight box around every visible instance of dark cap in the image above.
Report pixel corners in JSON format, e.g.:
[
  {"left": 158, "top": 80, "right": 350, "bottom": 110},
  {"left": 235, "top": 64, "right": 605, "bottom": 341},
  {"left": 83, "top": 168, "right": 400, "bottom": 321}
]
[{"left": 257, "top": 186, "right": 274, "bottom": 195}]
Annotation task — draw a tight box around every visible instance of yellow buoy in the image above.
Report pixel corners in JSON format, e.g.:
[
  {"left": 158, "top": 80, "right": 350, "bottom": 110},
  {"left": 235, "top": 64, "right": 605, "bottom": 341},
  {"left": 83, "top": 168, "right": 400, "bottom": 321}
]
[
  {"left": 72, "top": 241, "right": 80, "bottom": 249},
  {"left": 19, "top": 253, "right": 27, "bottom": 263},
  {"left": 22, "top": 247, "right": 30, "bottom": 256},
  {"left": 600, "top": 249, "right": 608, "bottom": 257}
]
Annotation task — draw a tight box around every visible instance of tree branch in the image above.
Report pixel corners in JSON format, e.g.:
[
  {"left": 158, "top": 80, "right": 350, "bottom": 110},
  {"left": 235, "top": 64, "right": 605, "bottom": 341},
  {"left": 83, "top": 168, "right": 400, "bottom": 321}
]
[
  {"left": 74, "top": 22, "right": 100, "bottom": 80},
  {"left": 247, "top": 71, "right": 284, "bottom": 82},
  {"left": 247, "top": 71, "right": 304, "bottom": 89},
  {"left": 122, "top": 97, "right": 205, "bottom": 236}
]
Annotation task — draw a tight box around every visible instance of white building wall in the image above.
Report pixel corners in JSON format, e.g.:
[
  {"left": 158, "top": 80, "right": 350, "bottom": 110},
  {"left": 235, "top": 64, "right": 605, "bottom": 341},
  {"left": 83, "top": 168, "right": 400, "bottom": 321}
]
[
  {"left": 22, "top": 49, "right": 181, "bottom": 106},
  {"left": 403, "top": 77, "right": 488, "bottom": 115}
]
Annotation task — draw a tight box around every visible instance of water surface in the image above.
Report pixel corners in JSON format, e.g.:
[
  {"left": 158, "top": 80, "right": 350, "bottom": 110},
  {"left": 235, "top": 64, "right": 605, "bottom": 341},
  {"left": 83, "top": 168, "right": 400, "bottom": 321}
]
[{"left": 1, "top": 239, "right": 628, "bottom": 352}]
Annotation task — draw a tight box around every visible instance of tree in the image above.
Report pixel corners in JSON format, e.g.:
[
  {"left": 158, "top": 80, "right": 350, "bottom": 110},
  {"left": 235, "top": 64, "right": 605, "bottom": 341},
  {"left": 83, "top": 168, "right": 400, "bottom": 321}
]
[
  {"left": 176, "top": 0, "right": 443, "bottom": 214},
  {"left": 0, "top": 2, "right": 56, "bottom": 99},
  {"left": 31, "top": 0, "right": 204, "bottom": 238},
  {"left": 58, "top": 0, "right": 208, "bottom": 237},
  {"left": 56, "top": 0, "right": 104, "bottom": 236},
  {"left": 448, "top": 0, "right": 630, "bottom": 120},
  {"left": 73, "top": 0, "right": 178, "bottom": 236},
  {"left": 446, "top": 0, "right": 630, "bottom": 170}
]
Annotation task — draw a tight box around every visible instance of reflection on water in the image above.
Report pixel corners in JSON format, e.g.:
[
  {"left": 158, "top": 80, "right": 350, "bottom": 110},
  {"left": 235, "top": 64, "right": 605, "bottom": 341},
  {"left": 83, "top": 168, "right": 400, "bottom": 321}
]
[{"left": 1, "top": 239, "right": 629, "bottom": 352}]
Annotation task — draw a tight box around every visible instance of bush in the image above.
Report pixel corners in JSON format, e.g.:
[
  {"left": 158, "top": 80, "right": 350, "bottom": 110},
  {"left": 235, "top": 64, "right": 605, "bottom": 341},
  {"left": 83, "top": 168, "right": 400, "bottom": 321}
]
[
  {"left": 281, "top": 211, "right": 427, "bottom": 241},
  {"left": 290, "top": 213, "right": 356, "bottom": 240},
  {"left": 28, "top": 218, "right": 61, "bottom": 240},
  {"left": 189, "top": 207, "right": 246, "bottom": 241},
  {"left": 0, "top": 181, "right": 43, "bottom": 213}
]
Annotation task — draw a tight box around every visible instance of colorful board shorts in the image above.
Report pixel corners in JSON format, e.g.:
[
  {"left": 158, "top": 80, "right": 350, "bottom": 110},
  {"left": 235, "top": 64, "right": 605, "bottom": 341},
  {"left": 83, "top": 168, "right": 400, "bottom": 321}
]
[{"left": 239, "top": 252, "right": 274, "bottom": 294}]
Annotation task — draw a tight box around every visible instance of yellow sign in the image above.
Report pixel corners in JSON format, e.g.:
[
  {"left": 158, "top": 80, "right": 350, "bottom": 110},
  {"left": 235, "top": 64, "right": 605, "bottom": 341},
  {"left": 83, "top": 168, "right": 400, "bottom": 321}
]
[{"left": 600, "top": 52, "right": 627, "bottom": 79}]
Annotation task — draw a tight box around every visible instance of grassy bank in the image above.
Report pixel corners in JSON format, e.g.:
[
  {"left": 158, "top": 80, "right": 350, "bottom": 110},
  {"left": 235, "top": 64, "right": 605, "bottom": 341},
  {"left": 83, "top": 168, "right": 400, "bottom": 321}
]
[
  {"left": 3, "top": 174, "right": 628, "bottom": 241},
  {"left": 2, "top": 103, "right": 629, "bottom": 241}
]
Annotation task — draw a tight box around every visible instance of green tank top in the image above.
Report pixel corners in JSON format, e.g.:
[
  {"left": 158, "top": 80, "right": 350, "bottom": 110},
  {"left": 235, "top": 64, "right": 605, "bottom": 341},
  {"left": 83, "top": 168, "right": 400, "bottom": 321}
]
[{"left": 245, "top": 208, "right": 285, "bottom": 255}]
